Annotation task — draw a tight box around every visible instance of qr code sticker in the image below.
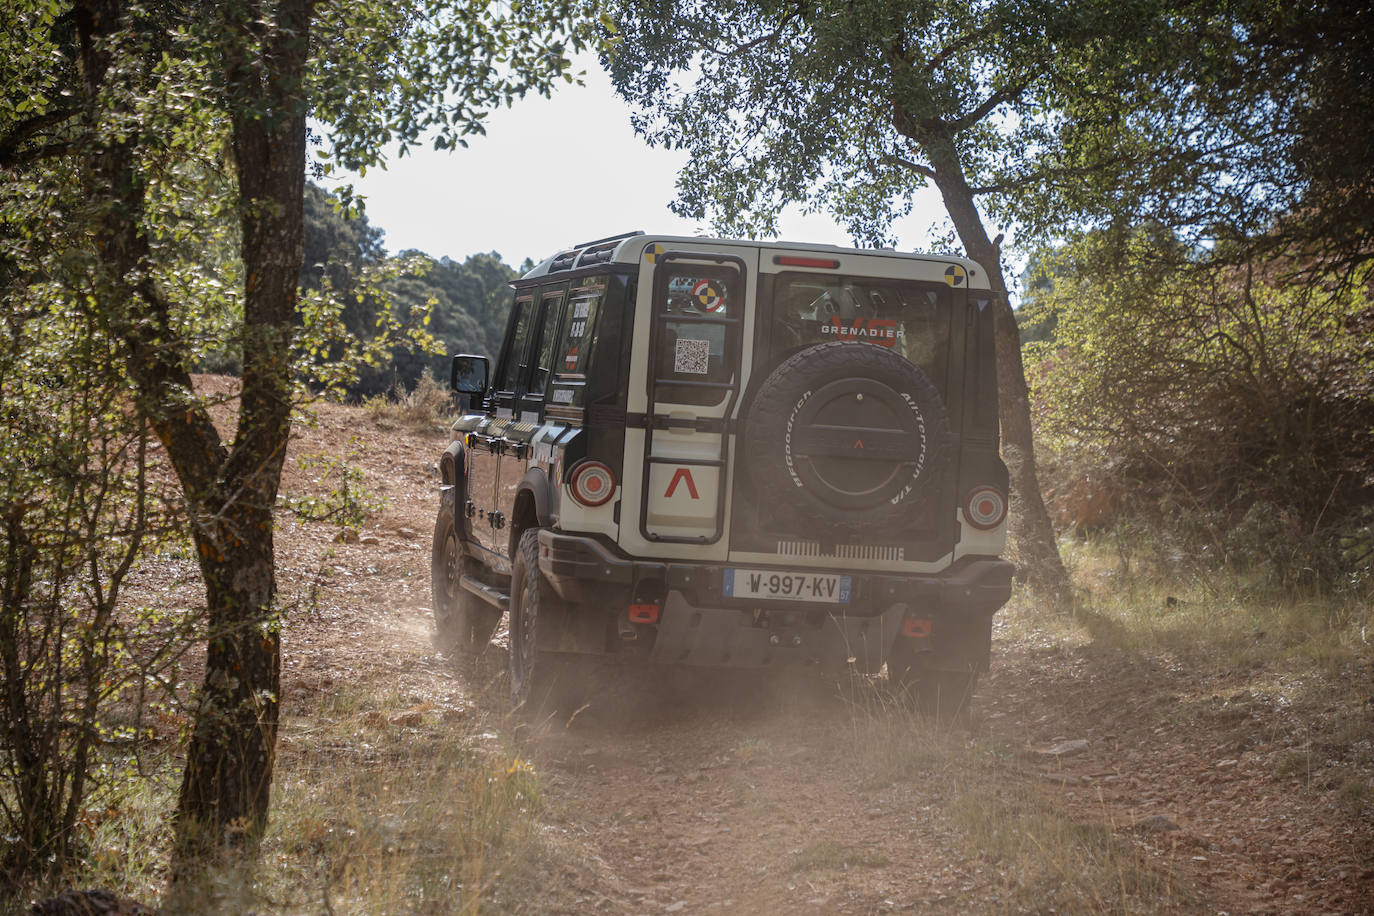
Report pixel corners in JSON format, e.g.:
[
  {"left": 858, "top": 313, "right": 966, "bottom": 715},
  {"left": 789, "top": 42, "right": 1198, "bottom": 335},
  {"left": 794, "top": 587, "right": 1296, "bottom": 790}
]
[{"left": 674, "top": 338, "right": 711, "bottom": 375}]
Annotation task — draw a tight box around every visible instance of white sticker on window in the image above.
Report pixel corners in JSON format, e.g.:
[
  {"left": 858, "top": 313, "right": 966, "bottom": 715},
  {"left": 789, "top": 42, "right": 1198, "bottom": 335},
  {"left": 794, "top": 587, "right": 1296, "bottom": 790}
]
[
  {"left": 674, "top": 338, "right": 711, "bottom": 375},
  {"left": 573, "top": 300, "right": 590, "bottom": 319},
  {"left": 552, "top": 387, "right": 574, "bottom": 404}
]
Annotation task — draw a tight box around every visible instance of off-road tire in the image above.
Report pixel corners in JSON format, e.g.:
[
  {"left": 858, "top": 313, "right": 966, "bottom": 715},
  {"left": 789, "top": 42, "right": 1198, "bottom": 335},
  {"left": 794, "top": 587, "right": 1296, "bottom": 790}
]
[
  {"left": 742, "top": 341, "right": 950, "bottom": 532},
  {"left": 430, "top": 502, "right": 500, "bottom": 658},
  {"left": 509, "top": 529, "right": 589, "bottom": 715}
]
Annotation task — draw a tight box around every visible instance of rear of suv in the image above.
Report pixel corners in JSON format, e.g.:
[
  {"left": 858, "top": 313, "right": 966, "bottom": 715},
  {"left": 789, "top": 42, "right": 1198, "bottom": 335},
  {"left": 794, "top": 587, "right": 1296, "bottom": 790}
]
[{"left": 432, "top": 232, "right": 1013, "bottom": 716}]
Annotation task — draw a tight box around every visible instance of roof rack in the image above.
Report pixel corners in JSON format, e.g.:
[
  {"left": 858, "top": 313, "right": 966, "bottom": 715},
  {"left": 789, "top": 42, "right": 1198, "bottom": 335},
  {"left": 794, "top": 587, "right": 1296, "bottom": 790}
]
[
  {"left": 545, "top": 231, "right": 647, "bottom": 274},
  {"left": 574, "top": 230, "right": 644, "bottom": 249}
]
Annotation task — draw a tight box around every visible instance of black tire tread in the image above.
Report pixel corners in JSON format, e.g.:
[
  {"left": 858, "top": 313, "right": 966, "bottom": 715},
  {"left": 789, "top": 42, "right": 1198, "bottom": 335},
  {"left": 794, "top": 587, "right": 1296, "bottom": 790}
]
[{"left": 743, "top": 341, "right": 950, "bottom": 532}]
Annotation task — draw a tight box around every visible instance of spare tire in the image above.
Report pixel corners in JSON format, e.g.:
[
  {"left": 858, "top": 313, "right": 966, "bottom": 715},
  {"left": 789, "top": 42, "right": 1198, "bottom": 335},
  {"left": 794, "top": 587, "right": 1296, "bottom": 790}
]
[{"left": 742, "top": 341, "right": 950, "bottom": 531}]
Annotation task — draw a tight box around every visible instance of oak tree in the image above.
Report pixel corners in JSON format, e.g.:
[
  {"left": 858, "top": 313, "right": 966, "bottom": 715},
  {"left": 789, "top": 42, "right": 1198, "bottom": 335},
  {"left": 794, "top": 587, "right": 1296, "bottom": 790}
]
[{"left": 5, "top": 0, "right": 599, "bottom": 867}]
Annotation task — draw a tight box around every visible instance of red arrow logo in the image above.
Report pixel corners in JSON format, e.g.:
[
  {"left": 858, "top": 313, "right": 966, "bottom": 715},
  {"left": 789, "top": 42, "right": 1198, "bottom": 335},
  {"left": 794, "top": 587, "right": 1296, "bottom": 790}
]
[{"left": 664, "top": 467, "right": 700, "bottom": 499}]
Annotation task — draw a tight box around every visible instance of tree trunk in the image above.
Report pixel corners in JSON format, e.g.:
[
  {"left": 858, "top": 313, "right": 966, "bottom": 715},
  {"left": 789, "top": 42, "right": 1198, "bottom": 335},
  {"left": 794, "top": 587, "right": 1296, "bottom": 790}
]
[
  {"left": 174, "top": 519, "right": 282, "bottom": 855},
  {"left": 172, "top": 0, "right": 310, "bottom": 862},
  {"left": 75, "top": 0, "right": 309, "bottom": 864},
  {"left": 898, "top": 119, "right": 1071, "bottom": 601}
]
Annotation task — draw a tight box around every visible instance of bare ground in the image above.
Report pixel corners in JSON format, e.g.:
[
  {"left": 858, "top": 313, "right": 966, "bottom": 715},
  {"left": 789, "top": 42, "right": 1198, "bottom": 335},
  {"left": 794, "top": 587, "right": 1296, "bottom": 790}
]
[{"left": 244, "top": 384, "right": 1373, "bottom": 914}]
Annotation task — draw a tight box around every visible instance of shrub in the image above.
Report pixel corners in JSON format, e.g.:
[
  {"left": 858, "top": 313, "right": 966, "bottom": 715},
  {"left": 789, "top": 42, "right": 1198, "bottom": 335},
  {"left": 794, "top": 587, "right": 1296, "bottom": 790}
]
[{"left": 1026, "top": 230, "right": 1374, "bottom": 593}]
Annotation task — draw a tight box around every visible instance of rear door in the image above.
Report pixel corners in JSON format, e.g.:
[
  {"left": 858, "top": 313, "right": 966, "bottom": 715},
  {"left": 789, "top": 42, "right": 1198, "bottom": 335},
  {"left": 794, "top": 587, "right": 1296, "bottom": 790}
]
[
  {"left": 727, "top": 253, "right": 967, "bottom": 572},
  {"left": 618, "top": 245, "right": 752, "bottom": 555}
]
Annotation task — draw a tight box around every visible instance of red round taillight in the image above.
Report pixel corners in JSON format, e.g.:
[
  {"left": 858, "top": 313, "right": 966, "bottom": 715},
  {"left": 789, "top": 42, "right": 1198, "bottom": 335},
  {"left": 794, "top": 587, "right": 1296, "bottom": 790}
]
[
  {"left": 569, "top": 460, "right": 616, "bottom": 507},
  {"left": 963, "top": 486, "right": 1007, "bottom": 530}
]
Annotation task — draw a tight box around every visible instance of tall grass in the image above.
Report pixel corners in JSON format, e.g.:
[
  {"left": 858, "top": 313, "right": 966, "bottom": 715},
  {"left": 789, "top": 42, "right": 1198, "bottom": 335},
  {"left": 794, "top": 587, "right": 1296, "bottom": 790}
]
[
  {"left": 1049, "top": 536, "right": 1374, "bottom": 676},
  {"left": 4, "top": 685, "right": 560, "bottom": 915}
]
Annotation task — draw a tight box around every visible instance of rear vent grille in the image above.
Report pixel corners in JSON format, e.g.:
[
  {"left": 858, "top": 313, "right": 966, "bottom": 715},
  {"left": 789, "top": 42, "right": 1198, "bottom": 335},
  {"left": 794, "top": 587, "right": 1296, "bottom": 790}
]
[{"left": 775, "top": 541, "right": 905, "bottom": 562}]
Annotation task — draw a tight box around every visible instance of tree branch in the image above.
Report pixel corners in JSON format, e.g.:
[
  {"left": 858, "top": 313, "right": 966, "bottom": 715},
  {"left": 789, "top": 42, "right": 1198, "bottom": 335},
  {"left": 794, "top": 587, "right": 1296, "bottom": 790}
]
[
  {"left": 883, "top": 153, "right": 936, "bottom": 181},
  {"left": 0, "top": 108, "right": 80, "bottom": 167},
  {"left": 0, "top": 139, "right": 81, "bottom": 168},
  {"left": 726, "top": 8, "right": 801, "bottom": 55},
  {"left": 949, "top": 82, "right": 1027, "bottom": 132},
  {"left": 925, "top": 21, "right": 996, "bottom": 74}
]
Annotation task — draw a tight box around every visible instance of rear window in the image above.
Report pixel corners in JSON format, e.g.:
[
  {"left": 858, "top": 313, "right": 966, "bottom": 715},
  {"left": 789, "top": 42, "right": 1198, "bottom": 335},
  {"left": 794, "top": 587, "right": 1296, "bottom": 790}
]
[
  {"left": 771, "top": 274, "right": 952, "bottom": 383},
  {"left": 654, "top": 265, "right": 740, "bottom": 406},
  {"left": 495, "top": 296, "right": 535, "bottom": 392}
]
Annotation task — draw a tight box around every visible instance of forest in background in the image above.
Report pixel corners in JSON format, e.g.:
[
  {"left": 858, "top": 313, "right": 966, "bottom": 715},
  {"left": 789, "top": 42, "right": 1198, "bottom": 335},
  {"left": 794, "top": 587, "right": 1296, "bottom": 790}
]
[
  {"left": 198, "top": 180, "right": 521, "bottom": 396},
  {"left": 296, "top": 183, "right": 520, "bottom": 396}
]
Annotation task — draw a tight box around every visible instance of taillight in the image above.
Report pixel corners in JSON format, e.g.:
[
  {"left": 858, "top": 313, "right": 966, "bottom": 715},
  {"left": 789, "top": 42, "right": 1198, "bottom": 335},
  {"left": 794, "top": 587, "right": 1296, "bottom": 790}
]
[
  {"left": 902, "top": 617, "right": 932, "bottom": 638},
  {"left": 963, "top": 486, "right": 1007, "bottom": 530},
  {"left": 568, "top": 460, "right": 616, "bottom": 507}
]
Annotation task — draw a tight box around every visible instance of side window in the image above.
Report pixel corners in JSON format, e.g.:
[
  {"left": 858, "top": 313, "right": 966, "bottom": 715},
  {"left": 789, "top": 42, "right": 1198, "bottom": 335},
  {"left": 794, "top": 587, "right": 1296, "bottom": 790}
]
[
  {"left": 495, "top": 296, "right": 534, "bottom": 393},
  {"left": 528, "top": 292, "right": 564, "bottom": 397},
  {"left": 550, "top": 282, "right": 606, "bottom": 409},
  {"left": 654, "top": 265, "right": 739, "bottom": 407}
]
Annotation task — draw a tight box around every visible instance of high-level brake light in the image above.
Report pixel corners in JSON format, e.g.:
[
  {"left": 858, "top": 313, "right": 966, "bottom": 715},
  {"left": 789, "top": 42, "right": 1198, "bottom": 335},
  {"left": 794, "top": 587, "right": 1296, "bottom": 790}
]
[{"left": 773, "top": 255, "right": 840, "bottom": 269}]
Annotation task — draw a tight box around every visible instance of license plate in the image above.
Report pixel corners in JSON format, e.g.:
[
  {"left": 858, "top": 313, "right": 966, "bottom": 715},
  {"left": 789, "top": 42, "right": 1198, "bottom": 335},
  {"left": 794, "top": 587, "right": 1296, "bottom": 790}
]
[{"left": 723, "top": 568, "right": 851, "bottom": 603}]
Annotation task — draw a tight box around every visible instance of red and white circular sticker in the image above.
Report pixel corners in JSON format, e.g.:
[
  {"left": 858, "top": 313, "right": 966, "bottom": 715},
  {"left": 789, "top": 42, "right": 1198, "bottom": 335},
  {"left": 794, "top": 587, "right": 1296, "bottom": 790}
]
[{"left": 691, "top": 279, "right": 724, "bottom": 311}]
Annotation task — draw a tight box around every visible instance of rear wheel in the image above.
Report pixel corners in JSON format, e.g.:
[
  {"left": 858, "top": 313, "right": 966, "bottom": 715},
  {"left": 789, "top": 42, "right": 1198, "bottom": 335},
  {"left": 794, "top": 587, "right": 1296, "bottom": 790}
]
[
  {"left": 430, "top": 503, "right": 500, "bottom": 658},
  {"left": 509, "top": 529, "right": 589, "bottom": 714}
]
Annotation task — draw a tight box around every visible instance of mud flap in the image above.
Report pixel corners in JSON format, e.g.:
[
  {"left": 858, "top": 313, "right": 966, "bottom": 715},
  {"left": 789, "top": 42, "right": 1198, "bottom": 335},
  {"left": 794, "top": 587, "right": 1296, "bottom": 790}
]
[{"left": 536, "top": 601, "right": 611, "bottom": 655}]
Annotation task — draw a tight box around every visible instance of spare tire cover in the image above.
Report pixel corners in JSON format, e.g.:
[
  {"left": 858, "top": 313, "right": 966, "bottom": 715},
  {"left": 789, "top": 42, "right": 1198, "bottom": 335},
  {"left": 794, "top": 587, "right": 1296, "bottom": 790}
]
[{"left": 742, "top": 341, "right": 950, "bottom": 530}]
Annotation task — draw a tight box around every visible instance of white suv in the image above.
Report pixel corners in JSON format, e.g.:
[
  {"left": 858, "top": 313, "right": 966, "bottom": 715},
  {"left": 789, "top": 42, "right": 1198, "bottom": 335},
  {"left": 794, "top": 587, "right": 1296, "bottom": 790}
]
[{"left": 432, "top": 233, "right": 1013, "bottom": 717}]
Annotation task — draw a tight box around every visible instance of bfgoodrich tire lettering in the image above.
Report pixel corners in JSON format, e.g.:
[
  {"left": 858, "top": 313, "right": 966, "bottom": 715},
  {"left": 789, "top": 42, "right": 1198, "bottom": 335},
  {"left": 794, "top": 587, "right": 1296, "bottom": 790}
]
[{"left": 743, "top": 341, "right": 950, "bottom": 531}]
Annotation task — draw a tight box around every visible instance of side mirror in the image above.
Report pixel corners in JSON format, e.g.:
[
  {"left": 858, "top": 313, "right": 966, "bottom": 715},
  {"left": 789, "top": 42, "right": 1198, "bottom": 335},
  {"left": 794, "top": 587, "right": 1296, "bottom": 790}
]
[{"left": 449, "top": 354, "right": 489, "bottom": 395}]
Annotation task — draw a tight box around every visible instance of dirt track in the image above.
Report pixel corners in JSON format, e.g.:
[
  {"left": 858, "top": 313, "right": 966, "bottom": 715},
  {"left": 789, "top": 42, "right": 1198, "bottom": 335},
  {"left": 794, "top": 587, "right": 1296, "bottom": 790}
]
[{"left": 271, "top": 390, "right": 1373, "bottom": 915}]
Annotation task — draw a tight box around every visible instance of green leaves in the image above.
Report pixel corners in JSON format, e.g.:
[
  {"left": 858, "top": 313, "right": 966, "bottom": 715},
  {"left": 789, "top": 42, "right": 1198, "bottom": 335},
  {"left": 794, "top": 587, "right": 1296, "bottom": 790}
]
[
  {"left": 311, "top": 0, "right": 607, "bottom": 174},
  {"left": 1025, "top": 230, "right": 1374, "bottom": 577}
]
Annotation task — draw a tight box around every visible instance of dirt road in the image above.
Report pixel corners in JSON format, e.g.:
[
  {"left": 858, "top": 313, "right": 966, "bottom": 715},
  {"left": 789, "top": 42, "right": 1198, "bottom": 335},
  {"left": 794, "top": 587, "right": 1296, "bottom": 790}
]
[{"left": 274, "top": 392, "right": 1372, "bottom": 915}]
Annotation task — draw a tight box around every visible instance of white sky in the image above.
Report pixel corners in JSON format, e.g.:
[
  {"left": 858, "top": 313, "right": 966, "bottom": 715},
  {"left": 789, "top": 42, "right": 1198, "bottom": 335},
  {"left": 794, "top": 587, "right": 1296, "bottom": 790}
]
[{"left": 328, "top": 56, "right": 947, "bottom": 267}]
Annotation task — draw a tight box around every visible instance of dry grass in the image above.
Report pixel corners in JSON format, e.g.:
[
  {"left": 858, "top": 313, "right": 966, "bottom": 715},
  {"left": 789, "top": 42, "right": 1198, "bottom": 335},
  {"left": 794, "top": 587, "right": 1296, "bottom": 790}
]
[
  {"left": 5, "top": 686, "right": 560, "bottom": 915},
  {"left": 1054, "top": 538, "right": 1372, "bottom": 669},
  {"left": 841, "top": 688, "right": 1194, "bottom": 914},
  {"left": 252, "top": 688, "right": 545, "bottom": 914},
  {"left": 363, "top": 371, "right": 455, "bottom": 431},
  {"left": 787, "top": 839, "right": 891, "bottom": 872},
  {"left": 946, "top": 784, "right": 1190, "bottom": 915}
]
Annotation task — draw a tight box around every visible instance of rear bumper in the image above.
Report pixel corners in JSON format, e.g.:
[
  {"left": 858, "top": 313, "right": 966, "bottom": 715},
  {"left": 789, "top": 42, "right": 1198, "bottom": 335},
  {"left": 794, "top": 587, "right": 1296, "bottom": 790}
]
[{"left": 536, "top": 529, "right": 1012, "bottom": 671}]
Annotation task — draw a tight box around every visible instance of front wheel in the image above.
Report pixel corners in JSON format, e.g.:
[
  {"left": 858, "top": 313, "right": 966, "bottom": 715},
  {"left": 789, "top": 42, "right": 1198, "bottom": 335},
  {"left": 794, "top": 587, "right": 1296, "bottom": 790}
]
[{"left": 430, "top": 503, "right": 500, "bottom": 658}]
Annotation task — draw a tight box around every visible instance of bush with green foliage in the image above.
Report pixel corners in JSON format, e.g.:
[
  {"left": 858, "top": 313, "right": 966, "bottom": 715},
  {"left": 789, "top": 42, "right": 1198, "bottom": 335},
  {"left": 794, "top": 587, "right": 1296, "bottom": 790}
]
[
  {"left": 1025, "top": 230, "right": 1374, "bottom": 591},
  {"left": 0, "top": 280, "right": 188, "bottom": 885}
]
